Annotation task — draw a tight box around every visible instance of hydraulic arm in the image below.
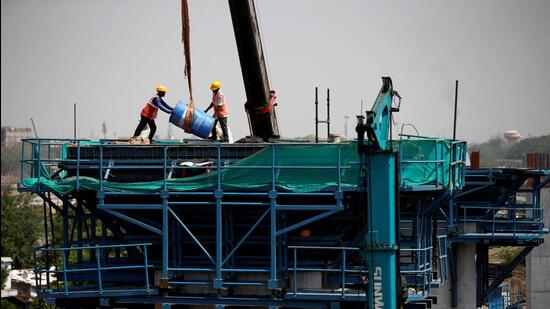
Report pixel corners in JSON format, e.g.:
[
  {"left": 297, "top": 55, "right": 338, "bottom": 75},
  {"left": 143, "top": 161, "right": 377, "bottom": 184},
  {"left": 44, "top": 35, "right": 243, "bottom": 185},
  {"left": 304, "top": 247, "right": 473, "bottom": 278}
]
[
  {"left": 356, "top": 77, "right": 401, "bottom": 308},
  {"left": 228, "top": 0, "right": 280, "bottom": 141}
]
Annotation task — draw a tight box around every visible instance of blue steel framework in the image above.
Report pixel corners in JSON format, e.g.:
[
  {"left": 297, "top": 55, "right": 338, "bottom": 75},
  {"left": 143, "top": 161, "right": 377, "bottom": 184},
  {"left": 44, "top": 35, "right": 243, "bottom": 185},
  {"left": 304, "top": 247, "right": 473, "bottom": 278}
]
[
  {"left": 18, "top": 137, "right": 549, "bottom": 308},
  {"left": 21, "top": 139, "right": 377, "bottom": 308},
  {"left": 33, "top": 243, "right": 153, "bottom": 298},
  {"left": 448, "top": 167, "right": 550, "bottom": 307}
]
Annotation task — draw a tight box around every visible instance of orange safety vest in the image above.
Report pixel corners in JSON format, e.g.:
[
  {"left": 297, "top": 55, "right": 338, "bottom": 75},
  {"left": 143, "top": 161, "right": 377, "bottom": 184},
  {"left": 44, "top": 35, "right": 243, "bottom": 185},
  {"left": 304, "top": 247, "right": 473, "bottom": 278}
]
[
  {"left": 140, "top": 96, "right": 159, "bottom": 120},
  {"left": 212, "top": 91, "right": 229, "bottom": 118}
]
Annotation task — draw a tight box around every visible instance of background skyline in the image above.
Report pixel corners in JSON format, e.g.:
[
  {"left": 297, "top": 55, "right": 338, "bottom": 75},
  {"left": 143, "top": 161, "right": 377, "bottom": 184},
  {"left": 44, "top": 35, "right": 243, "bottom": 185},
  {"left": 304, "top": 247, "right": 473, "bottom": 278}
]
[{"left": 2, "top": 0, "right": 549, "bottom": 143}]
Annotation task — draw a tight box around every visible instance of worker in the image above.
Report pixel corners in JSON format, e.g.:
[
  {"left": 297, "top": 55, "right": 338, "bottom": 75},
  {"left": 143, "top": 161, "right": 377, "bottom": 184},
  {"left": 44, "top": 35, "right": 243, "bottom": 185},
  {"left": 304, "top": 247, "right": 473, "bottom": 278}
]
[
  {"left": 132, "top": 85, "right": 174, "bottom": 143},
  {"left": 204, "top": 81, "right": 229, "bottom": 142}
]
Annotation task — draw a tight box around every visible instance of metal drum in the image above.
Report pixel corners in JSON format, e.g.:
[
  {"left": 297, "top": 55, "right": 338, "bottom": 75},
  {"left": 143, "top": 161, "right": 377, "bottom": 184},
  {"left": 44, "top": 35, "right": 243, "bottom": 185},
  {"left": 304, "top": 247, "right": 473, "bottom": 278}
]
[{"left": 169, "top": 100, "right": 215, "bottom": 138}]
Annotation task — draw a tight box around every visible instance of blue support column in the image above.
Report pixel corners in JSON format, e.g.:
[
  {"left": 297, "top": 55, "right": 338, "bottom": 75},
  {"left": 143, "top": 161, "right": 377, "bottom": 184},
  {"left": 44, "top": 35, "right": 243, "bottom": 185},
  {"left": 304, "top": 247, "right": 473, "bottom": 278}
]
[
  {"left": 268, "top": 145, "right": 280, "bottom": 289},
  {"left": 448, "top": 197, "right": 456, "bottom": 232},
  {"left": 161, "top": 190, "right": 169, "bottom": 280},
  {"left": 214, "top": 143, "right": 223, "bottom": 289},
  {"left": 214, "top": 189, "right": 223, "bottom": 289},
  {"left": 268, "top": 189, "right": 278, "bottom": 289},
  {"left": 364, "top": 152, "right": 397, "bottom": 309}
]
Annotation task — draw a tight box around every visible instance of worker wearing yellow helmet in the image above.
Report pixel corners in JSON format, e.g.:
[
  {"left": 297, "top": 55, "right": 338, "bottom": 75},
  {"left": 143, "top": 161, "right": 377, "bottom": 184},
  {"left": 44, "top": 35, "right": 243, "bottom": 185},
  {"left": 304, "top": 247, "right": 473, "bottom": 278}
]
[
  {"left": 204, "top": 81, "right": 230, "bottom": 142},
  {"left": 132, "top": 85, "right": 174, "bottom": 143}
]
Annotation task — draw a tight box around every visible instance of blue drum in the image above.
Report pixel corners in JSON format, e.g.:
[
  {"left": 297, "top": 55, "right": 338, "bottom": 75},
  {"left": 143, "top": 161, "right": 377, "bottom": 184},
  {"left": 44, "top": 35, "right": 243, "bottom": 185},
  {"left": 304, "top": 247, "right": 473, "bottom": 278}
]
[{"left": 169, "top": 100, "right": 215, "bottom": 139}]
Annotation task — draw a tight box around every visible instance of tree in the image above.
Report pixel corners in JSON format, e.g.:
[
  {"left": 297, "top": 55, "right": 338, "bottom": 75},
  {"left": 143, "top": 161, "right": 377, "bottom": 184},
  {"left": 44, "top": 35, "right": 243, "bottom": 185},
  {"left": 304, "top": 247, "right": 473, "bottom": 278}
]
[
  {"left": 507, "top": 134, "right": 550, "bottom": 159},
  {"left": 469, "top": 134, "right": 550, "bottom": 167},
  {"left": 1, "top": 265, "right": 8, "bottom": 288},
  {"left": 1, "top": 300, "right": 16, "bottom": 309},
  {"left": 1, "top": 191, "right": 42, "bottom": 268}
]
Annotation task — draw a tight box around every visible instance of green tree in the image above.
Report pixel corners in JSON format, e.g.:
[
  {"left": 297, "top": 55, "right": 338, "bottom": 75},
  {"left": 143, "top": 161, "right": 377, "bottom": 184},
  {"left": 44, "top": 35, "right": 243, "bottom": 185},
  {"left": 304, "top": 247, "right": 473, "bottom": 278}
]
[
  {"left": 1, "top": 191, "right": 41, "bottom": 268},
  {"left": 1, "top": 265, "right": 8, "bottom": 288},
  {"left": 469, "top": 134, "right": 550, "bottom": 167},
  {"left": 1, "top": 299, "right": 16, "bottom": 309},
  {"left": 507, "top": 134, "right": 550, "bottom": 159},
  {"left": 496, "top": 247, "right": 524, "bottom": 264},
  {"left": 31, "top": 297, "right": 54, "bottom": 309}
]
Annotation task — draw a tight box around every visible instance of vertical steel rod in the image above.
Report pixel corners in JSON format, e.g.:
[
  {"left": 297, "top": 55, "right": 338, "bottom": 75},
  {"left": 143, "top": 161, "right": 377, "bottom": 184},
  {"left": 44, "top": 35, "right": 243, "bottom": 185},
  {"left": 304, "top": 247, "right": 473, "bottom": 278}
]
[
  {"left": 341, "top": 249, "right": 346, "bottom": 297},
  {"left": 99, "top": 143, "right": 104, "bottom": 195},
  {"left": 42, "top": 201, "right": 50, "bottom": 287},
  {"left": 30, "top": 118, "right": 38, "bottom": 137},
  {"left": 162, "top": 196, "right": 168, "bottom": 280},
  {"left": 269, "top": 145, "right": 277, "bottom": 288},
  {"left": 293, "top": 248, "right": 297, "bottom": 296},
  {"left": 62, "top": 252, "right": 69, "bottom": 295},
  {"left": 20, "top": 142, "right": 25, "bottom": 181},
  {"left": 74, "top": 103, "right": 77, "bottom": 140},
  {"left": 315, "top": 87, "right": 319, "bottom": 143},
  {"left": 453, "top": 80, "right": 458, "bottom": 141},
  {"left": 33, "top": 251, "right": 40, "bottom": 291},
  {"left": 327, "top": 88, "right": 330, "bottom": 140},
  {"left": 215, "top": 144, "right": 223, "bottom": 287},
  {"left": 76, "top": 141, "right": 81, "bottom": 189},
  {"left": 144, "top": 245, "right": 150, "bottom": 293},
  {"left": 37, "top": 140, "right": 42, "bottom": 191},
  {"left": 270, "top": 196, "right": 276, "bottom": 286}
]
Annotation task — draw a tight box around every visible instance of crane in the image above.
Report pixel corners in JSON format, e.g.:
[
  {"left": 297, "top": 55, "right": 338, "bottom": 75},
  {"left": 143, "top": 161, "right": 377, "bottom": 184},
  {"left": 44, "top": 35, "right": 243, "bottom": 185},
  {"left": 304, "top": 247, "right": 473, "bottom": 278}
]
[{"left": 228, "top": 0, "right": 280, "bottom": 141}]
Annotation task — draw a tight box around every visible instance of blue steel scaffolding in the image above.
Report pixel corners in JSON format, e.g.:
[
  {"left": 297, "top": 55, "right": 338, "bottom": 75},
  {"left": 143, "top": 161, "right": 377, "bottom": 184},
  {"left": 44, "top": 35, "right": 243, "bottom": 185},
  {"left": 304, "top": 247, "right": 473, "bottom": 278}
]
[{"left": 18, "top": 137, "right": 548, "bottom": 308}]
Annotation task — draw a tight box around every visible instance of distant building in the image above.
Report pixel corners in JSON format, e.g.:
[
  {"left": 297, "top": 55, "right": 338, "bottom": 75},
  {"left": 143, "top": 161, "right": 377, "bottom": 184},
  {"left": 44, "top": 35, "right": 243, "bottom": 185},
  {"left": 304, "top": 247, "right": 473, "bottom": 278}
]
[
  {"left": 503, "top": 130, "right": 522, "bottom": 143},
  {"left": 1, "top": 256, "right": 55, "bottom": 304},
  {"left": 1, "top": 127, "right": 32, "bottom": 146},
  {"left": 1, "top": 257, "right": 17, "bottom": 299}
]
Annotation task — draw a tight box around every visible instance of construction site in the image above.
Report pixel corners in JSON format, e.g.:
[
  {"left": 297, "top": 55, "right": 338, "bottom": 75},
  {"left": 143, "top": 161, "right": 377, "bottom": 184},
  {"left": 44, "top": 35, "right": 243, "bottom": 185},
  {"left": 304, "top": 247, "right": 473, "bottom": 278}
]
[{"left": 2, "top": 1, "right": 550, "bottom": 309}]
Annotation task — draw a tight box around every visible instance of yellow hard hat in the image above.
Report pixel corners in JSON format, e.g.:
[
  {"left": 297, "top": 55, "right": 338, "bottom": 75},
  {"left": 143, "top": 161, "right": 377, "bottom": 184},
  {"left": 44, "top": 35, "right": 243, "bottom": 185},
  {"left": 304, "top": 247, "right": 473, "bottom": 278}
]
[
  {"left": 156, "top": 85, "right": 167, "bottom": 92},
  {"left": 210, "top": 81, "right": 221, "bottom": 91}
]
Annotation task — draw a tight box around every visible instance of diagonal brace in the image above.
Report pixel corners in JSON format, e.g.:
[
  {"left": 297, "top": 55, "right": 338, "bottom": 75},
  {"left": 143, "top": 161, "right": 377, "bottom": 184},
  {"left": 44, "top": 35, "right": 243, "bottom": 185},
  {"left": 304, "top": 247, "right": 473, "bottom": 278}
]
[
  {"left": 276, "top": 210, "right": 339, "bottom": 236},
  {"left": 222, "top": 208, "right": 270, "bottom": 266},
  {"left": 168, "top": 207, "right": 215, "bottom": 265},
  {"left": 483, "top": 246, "right": 534, "bottom": 301},
  {"left": 102, "top": 209, "right": 162, "bottom": 235},
  {"left": 37, "top": 192, "right": 63, "bottom": 214},
  {"left": 537, "top": 175, "right": 550, "bottom": 189},
  {"left": 422, "top": 190, "right": 451, "bottom": 216}
]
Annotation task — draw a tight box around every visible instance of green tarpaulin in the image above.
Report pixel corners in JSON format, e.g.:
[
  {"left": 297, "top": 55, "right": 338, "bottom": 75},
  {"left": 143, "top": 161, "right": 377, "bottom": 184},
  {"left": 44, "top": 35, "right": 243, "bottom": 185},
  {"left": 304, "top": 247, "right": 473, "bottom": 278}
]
[{"left": 21, "top": 139, "right": 464, "bottom": 194}]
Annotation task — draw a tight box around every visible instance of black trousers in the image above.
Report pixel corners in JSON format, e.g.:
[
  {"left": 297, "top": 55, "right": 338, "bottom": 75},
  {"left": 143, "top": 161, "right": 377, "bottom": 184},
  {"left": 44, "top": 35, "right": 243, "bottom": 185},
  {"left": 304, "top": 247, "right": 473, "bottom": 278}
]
[
  {"left": 212, "top": 117, "right": 229, "bottom": 142},
  {"left": 133, "top": 116, "right": 157, "bottom": 141}
]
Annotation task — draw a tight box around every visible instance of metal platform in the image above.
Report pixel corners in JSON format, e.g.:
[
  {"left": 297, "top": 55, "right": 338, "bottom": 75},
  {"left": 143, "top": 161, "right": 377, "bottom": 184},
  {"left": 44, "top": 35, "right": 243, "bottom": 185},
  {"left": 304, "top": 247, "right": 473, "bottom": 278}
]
[{"left": 17, "top": 138, "right": 549, "bottom": 308}]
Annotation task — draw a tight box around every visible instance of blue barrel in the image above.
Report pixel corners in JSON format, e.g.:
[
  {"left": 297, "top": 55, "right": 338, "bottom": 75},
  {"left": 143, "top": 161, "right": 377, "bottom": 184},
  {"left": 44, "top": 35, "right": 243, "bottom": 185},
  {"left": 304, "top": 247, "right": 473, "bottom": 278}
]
[{"left": 169, "top": 100, "right": 215, "bottom": 139}]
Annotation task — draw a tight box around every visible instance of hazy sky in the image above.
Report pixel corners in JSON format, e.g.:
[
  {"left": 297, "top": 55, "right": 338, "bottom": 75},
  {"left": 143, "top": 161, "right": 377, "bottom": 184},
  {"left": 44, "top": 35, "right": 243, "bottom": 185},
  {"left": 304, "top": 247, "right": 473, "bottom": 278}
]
[{"left": 2, "top": 0, "right": 549, "bottom": 143}]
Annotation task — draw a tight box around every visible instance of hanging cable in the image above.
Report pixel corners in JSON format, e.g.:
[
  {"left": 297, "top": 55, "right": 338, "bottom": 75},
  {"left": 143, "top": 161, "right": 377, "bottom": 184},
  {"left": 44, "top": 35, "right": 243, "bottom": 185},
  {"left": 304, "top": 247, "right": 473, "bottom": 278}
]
[
  {"left": 181, "top": 0, "right": 193, "bottom": 102},
  {"left": 181, "top": 0, "right": 195, "bottom": 133}
]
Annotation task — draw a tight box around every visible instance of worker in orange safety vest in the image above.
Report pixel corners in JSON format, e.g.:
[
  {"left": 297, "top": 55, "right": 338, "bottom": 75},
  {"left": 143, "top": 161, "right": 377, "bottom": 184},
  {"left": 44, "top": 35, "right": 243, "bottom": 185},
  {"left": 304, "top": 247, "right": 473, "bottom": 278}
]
[
  {"left": 132, "top": 85, "right": 174, "bottom": 143},
  {"left": 204, "top": 81, "right": 229, "bottom": 142}
]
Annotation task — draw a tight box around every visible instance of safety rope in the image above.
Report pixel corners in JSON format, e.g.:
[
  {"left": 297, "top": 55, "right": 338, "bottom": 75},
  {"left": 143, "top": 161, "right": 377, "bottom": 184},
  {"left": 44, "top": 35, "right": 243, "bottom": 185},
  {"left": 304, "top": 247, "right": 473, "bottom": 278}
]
[{"left": 181, "top": 0, "right": 195, "bottom": 133}]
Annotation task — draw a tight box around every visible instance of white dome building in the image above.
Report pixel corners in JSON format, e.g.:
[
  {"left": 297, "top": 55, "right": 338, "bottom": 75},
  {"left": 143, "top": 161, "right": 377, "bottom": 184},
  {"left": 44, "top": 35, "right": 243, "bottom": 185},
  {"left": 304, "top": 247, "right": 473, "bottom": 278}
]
[{"left": 503, "top": 130, "right": 522, "bottom": 143}]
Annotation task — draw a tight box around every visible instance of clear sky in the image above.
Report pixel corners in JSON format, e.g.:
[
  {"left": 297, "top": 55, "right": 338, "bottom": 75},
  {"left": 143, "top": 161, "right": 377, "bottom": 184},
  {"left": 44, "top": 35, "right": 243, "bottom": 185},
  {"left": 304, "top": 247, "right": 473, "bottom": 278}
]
[{"left": 2, "top": 0, "right": 549, "bottom": 143}]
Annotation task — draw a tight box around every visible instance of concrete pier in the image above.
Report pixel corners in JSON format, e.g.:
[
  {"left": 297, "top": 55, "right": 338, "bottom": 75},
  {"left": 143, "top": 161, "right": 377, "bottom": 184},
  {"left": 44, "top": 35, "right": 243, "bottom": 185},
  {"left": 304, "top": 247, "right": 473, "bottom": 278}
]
[
  {"left": 456, "top": 243, "right": 477, "bottom": 309},
  {"left": 434, "top": 223, "right": 478, "bottom": 309},
  {"left": 433, "top": 243, "right": 477, "bottom": 309}
]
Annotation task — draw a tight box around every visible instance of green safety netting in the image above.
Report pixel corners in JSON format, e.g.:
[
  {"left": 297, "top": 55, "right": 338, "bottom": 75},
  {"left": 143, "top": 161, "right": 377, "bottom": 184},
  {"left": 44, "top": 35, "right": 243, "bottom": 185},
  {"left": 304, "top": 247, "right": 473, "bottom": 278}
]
[
  {"left": 396, "top": 138, "right": 465, "bottom": 188},
  {"left": 21, "top": 139, "right": 464, "bottom": 195}
]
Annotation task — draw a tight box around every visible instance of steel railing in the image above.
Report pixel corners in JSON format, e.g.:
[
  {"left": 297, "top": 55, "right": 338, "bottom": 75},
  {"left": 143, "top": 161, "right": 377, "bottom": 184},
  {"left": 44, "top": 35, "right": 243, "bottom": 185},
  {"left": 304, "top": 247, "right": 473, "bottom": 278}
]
[
  {"left": 33, "top": 243, "right": 152, "bottom": 296},
  {"left": 287, "top": 245, "right": 366, "bottom": 299},
  {"left": 398, "top": 135, "right": 466, "bottom": 192}
]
